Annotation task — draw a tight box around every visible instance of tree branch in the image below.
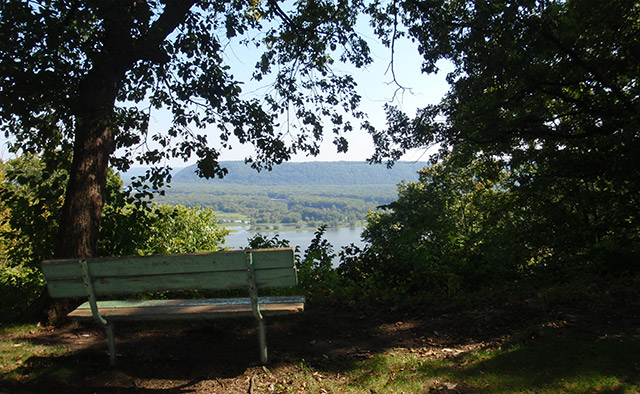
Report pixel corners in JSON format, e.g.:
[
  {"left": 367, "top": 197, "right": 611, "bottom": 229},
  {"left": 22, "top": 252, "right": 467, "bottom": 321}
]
[
  {"left": 267, "top": 0, "right": 294, "bottom": 28},
  {"left": 385, "top": 0, "right": 410, "bottom": 101},
  {"left": 136, "top": 0, "right": 198, "bottom": 64},
  {"left": 539, "top": 27, "right": 638, "bottom": 115}
]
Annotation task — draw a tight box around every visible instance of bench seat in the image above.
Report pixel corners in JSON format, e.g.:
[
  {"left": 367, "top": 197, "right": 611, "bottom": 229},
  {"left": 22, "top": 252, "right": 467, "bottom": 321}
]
[{"left": 68, "top": 296, "right": 305, "bottom": 321}]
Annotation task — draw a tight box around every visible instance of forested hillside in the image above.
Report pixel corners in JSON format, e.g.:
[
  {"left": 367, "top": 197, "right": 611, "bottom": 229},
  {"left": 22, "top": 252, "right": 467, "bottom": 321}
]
[
  {"left": 169, "top": 161, "right": 428, "bottom": 185},
  {"left": 141, "top": 162, "right": 423, "bottom": 229},
  {"left": 155, "top": 184, "right": 397, "bottom": 229}
]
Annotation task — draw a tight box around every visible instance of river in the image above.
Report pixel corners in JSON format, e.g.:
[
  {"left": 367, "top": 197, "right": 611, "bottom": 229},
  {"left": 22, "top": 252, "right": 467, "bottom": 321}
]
[{"left": 223, "top": 226, "right": 366, "bottom": 266}]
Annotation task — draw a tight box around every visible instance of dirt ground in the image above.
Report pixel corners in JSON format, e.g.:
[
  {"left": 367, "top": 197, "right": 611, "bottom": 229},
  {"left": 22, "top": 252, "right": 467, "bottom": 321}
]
[{"left": 3, "top": 291, "right": 639, "bottom": 394}]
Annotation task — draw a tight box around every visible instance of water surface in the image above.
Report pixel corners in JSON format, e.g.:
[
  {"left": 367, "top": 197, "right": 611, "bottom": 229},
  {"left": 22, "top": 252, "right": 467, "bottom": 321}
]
[{"left": 224, "top": 226, "right": 365, "bottom": 266}]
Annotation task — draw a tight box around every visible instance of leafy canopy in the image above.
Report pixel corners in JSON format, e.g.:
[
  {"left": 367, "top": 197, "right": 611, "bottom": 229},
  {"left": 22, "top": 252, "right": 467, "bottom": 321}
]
[
  {"left": 368, "top": 0, "right": 640, "bottom": 183},
  {"left": 0, "top": 0, "right": 371, "bottom": 182}
]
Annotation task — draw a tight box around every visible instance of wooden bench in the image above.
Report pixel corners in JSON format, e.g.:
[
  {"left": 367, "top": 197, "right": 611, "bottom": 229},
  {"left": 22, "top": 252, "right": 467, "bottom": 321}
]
[{"left": 41, "top": 248, "right": 304, "bottom": 365}]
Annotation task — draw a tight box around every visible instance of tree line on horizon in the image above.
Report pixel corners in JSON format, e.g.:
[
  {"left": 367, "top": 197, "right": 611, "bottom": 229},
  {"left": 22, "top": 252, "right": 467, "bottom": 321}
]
[{"left": 154, "top": 183, "right": 398, "bottom": 229}]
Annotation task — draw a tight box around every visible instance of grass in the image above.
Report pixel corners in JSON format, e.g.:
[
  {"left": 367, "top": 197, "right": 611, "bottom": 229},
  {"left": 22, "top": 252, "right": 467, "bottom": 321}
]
[
  {"left": 1, "top": 321, "right": 638, "bottom": 393},
  {"left": 284, "top": 332, "right": 640, "bottom": 394},
  {"left": 415, "top": 333, "right": 640, "bottom": 393},
  {"left": 244, "top": 333, "right": 640, "bottom": 394},
  {"left": 0, "top": 324, "right": 69, "bottom": 389}
]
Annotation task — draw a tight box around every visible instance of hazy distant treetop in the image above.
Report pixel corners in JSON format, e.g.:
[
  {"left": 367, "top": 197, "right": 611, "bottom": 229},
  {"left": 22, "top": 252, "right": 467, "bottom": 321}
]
[{"left": 168, "top": 161, "right": 429, "bottom": 185}]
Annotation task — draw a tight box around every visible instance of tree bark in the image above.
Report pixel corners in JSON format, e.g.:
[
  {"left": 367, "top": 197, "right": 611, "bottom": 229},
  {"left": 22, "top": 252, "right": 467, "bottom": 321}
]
[{"left": 55, "top": 118, "right": 115, "bottom": 259}]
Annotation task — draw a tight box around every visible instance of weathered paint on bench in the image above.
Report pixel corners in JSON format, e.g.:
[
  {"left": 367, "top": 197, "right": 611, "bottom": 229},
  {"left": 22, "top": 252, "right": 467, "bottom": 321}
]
[
  {"left": 42, "top": 248, "right": 297, "bottom": 297},
  {"left": 67, "top": 296, "right": 306, "bottom": 320},
  {"left": 41, "top": 248, "right": 303, "bottom": 365}
]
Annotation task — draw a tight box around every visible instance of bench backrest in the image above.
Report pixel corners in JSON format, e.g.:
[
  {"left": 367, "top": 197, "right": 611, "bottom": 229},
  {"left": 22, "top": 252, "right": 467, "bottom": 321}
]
[{"left": 41, "top": 248, "right": 296, "bottom": 298}]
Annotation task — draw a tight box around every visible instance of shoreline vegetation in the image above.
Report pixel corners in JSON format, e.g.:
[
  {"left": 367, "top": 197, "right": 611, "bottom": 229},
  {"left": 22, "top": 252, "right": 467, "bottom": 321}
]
[
  {"left": 218, "top": 214, "right": 367, "bottom": 232},
  {"left": 155, "top": 183, "right": 393, "bottom": 230},
  {"left": 133, "top": 162, "right": 428, "bottom": 231}
]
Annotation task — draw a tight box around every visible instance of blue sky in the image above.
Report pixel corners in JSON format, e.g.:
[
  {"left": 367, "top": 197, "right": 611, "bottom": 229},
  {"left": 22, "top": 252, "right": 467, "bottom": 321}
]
[{"left": 210, "top": 28, "right": 453, "bottom": 164}]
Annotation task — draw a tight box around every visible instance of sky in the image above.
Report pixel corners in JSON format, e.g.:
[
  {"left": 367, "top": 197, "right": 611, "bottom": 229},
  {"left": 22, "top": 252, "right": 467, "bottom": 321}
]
[{"left": 208, "top": 28, "right": 453, "bottom": 165}]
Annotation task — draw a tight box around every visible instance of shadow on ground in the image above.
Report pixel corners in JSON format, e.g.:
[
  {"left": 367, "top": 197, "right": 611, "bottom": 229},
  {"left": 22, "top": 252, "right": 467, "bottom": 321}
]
[{"left": 3, "top": 295, "right": 639, "bottom": 393}]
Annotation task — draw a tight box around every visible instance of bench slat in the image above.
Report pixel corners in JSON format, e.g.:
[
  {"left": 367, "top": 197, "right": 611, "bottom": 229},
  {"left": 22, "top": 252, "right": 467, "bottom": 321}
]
[
  {"left": 67, "top": 296, "right": 305, "bottom": 321},
  {"left": 41, "top": 248, "right": 294, "bottom": 280},
  {"left": 45, "top": 267, "right": 298, "bottom": 298}
]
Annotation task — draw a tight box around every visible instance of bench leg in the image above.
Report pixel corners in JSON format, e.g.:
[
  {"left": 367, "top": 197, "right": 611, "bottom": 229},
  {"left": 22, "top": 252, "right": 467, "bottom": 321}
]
[
  {"left": 258, "top": 319, "right": 267, "bottom": 364},
  {"left": 106, "top": 322, "right": 117, "bottom": 366}
]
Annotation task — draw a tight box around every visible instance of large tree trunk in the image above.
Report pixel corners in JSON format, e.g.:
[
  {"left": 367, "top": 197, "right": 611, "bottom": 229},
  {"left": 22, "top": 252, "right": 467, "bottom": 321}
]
[
  {"left": 46, "top": 66, "right": 120, "bottom": 323},
  {"left": 53, "top": 0, "right": 197, "bottom": 259},
  {"left": 43, "top": 0, "right": 197, "bottom": 322},
  {"left": 47, "top": 12, "right": 128, "bottom": 321},
  {"left": 55, "top": 119, "right": 114, "bottom": 259},
  {"left": 54, "top": 47, "right": 124, "bottom": 260}
]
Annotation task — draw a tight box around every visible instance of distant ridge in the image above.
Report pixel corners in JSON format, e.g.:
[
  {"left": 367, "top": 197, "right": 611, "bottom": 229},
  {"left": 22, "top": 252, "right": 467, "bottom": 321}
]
[{"left": 171, "top": 161, "right": 428, "bottom": 186}]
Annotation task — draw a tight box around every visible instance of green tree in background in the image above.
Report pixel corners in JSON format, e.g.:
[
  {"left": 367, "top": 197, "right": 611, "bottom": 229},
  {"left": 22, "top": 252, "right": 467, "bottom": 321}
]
[
  {"left": 343, "top": 147, "right": 639, "bottom": 301},
  {"left": 362, "top": 0, "right": 639, "bottom": 278},
  {"left": 136, "top": 205, "right": 229, "bottom": 255},
  {"left": 0, "top": 156, "right": 61, "bottom": 321},
  {"left": 298, "top": 225, "right": 339, "bottom": 299},
  {"left": 0, "top": 0, "right": 370, "bottom": 261},
  {"left": 99, "top": 174, "right": 230, "bottom": 257},
  {"left": 0, "top": 155, "right": 229, "bottom": 321},
  {"left": 341, "top": 154, "right": 510, "bottom": 299},
  {"left": 0, "top": 155, "right": 66, "bottom": 270}
]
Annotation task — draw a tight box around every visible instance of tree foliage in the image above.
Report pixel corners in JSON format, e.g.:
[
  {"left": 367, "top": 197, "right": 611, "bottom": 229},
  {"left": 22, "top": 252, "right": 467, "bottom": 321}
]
[
  {"left": 0, "top": 0, "right": 369, "bottom": 174},
  {"left": 356, "top": 0, "right": 640, "bottom": 287},
  {"left": 340, "top": 148, "right": 640, "bottom": 301},
  {"left": 339, "top": 154, "right": 510, "bottom": 298},
  {"left": 0, "top": 155, "right": 66, "bottom": 268},
  {"left": 369, "top": 0, "right": 640, "bottom": 170},
  {"left": 245, "top": 225, "right": 339, "bottom": 299},
  {"left": 0, "top": 155, "right": 229, "bottom": 321},
  {"left": 367, "top": 0, "right": 640, "bottom": 244}
]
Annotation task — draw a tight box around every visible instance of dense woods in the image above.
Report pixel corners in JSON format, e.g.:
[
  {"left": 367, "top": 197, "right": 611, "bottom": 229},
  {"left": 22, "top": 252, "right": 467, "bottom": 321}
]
[
  {"left": 149, "top": 161, "right": 414, "bottom": 228},
  {"left": 159, "top": 184, "right": 389, "bottom": 229}
]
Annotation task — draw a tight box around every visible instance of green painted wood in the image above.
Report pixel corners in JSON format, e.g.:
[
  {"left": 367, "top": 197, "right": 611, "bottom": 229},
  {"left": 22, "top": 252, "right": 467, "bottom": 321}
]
[
  {"left": 72, "top": 296, "right": 306, "bottom": 310},
  {"left": 45, "top": 267, "right": 298, "bottom": 298},
  {"left": 79, "top": 260, "right": 108, "bottom": 327},
  {"left": 246, "top": 251, "right": 264, "bottom": 321},
  {"left": 41, "top": 248, "right": 301, "bottom": 366},
  {"left": 106, "top": 323, "right": 116, "bottom": 366},
  {"left": 41, "top": 248, "right": 295, "bottom": 280},
  {"left": 67, "top": 297, "right": 306, "bottom": 321},
  {"left": 259, "top": 319, "right": 267, "bottom": 364}
]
